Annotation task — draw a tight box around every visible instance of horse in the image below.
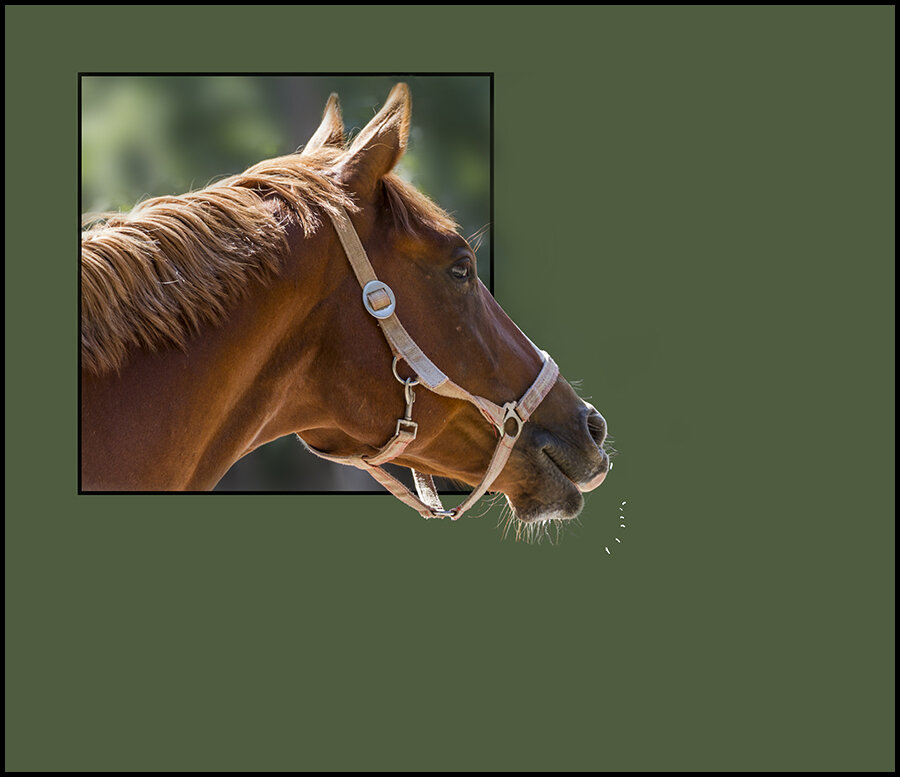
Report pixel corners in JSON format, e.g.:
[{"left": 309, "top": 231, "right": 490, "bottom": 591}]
[{"left": 81, "top": 83, "right": 610, "bottom": 529}]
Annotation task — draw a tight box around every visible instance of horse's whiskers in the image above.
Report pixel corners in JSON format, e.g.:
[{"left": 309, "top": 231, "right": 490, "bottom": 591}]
[
  {"left": 493, "top": 499, "right": 568, "bottom": 545},
  {"left": 603, "top": 434, "right": 619, "bottom": 459},
  {"left": 467, "top": 223, "right": 491, "bottom": 254},
  {"left": 470, "top": 491, "right": 503, "bottom": 520}
]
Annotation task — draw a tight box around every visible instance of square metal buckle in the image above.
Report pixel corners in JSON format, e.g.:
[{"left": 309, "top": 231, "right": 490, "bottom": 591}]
[{"left": 395, "top": 418, "right": 418, "bottom": 438}]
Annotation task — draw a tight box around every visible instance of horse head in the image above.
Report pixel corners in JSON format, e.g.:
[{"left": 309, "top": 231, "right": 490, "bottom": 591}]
[
  {"left": 80, "top": 82, "right": 609, "bottom": 529},
  {"left": 289, "top": 85, "right": 610, "bottom": 525}
]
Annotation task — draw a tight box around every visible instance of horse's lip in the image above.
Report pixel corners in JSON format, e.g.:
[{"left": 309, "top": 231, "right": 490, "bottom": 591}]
[
  {"left": 578, "top": 449, "right": 609, "bottom": 492},
  {"left": 545, "top": 446, "right": 609, "bottom": 494}
]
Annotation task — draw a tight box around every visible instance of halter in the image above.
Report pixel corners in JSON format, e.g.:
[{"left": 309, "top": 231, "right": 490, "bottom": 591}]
[{"left": 298, "top": 206, "right": 559, "bottom": 520}]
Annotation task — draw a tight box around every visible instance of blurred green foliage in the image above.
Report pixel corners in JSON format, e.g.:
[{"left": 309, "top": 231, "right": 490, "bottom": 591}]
[
  {"left": 81, "top": 75, "right": 490, "bottom": 263},
  {"left": 80, "top": 75, "right": 491, "bottom": 491}
]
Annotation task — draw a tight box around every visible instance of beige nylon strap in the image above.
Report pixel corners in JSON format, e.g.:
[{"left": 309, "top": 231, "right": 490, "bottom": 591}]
[
  {"left": 329, "top": 207, "right": 448, "bottom": 390},
  {"left": 329, "top": 207, "right": 509, "bottom": 422},
  {"left": 363, "top": 463, "right": 447, "bottom": 519},
  {"left": 362, "top": 420, "right": 418, "bottom": 466},
  {"left": 300, "top": 206, "right": 559, "bottom": 520},
  {"left": 412, "top": 471, "right": 444, "bottom": 514}
]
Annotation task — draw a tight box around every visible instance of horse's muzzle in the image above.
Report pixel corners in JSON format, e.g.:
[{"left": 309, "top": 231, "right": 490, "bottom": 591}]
[{"left": 504, "top": 400, "right": 609, "bottom": 522}]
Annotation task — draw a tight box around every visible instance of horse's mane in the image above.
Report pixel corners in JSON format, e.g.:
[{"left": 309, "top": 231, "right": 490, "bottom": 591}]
[{"left": 81, "top": 150, "right": 458, "bottom": 375}]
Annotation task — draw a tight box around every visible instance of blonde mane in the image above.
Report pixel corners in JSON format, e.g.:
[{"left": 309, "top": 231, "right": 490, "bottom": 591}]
[{"left": 81, "top": 150, "right": 457, "bottom": 375}]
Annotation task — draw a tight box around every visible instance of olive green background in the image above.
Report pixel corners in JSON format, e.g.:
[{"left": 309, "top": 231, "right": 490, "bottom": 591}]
[{"left": 5, "top": 5, "right": 894, "bottom": 772}]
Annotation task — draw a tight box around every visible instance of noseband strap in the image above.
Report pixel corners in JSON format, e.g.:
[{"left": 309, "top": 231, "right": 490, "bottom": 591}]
[{"left": 299, "top": 206, "right": 559, "bottom": 521}]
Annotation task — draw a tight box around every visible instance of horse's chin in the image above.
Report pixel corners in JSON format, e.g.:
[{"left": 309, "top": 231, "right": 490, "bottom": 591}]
[
  {"left": 505, "top": 485, "right": 585, "bottom": 524},
  {"left": 499, "top": 486, "right": 584, "bottom": 544}
]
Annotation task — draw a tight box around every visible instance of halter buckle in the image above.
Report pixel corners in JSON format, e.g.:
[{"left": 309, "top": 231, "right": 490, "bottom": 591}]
[{"left": 362, "top": 280, "right": 396, "bottom": 319}]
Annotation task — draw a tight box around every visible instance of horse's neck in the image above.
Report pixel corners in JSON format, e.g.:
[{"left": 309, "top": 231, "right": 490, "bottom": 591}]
[{"left": 80, "top": 276, "right": 322, "bottom": 491}]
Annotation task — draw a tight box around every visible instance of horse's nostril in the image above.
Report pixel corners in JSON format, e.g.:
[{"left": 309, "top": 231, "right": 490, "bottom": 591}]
[{"left": 586, "top": 410, "right": 607, "bottom": 448}]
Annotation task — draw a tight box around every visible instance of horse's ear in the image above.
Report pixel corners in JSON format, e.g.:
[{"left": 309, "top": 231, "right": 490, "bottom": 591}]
[
  {"left": 337, "top": 83, "right": 411, "bottom": 195},
  {"left": 302, "top": 93, "right": 345, "bottom": 154}
]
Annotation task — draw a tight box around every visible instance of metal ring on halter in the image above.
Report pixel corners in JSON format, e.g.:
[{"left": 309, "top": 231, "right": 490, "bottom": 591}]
[
  {"left": 501, "top": 402, "right": 525, "bottom": 440},
  {"left": 392, "top": 355, "right": 420, "bottom": 387}
]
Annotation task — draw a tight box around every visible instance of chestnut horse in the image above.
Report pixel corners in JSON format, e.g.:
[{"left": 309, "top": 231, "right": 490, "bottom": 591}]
[{"left": 81, "top": 84, "right": 609, "bottom": 527}]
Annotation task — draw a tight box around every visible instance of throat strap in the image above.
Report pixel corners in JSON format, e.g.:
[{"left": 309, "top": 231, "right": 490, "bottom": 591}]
[{"left": 299, "top": 206, "right": 559, "bottom": 520}]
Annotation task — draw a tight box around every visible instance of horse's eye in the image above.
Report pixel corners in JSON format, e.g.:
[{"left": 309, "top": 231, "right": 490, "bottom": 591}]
[{"left": 450, "top": 260, "right": 472, "bottom": 281}]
